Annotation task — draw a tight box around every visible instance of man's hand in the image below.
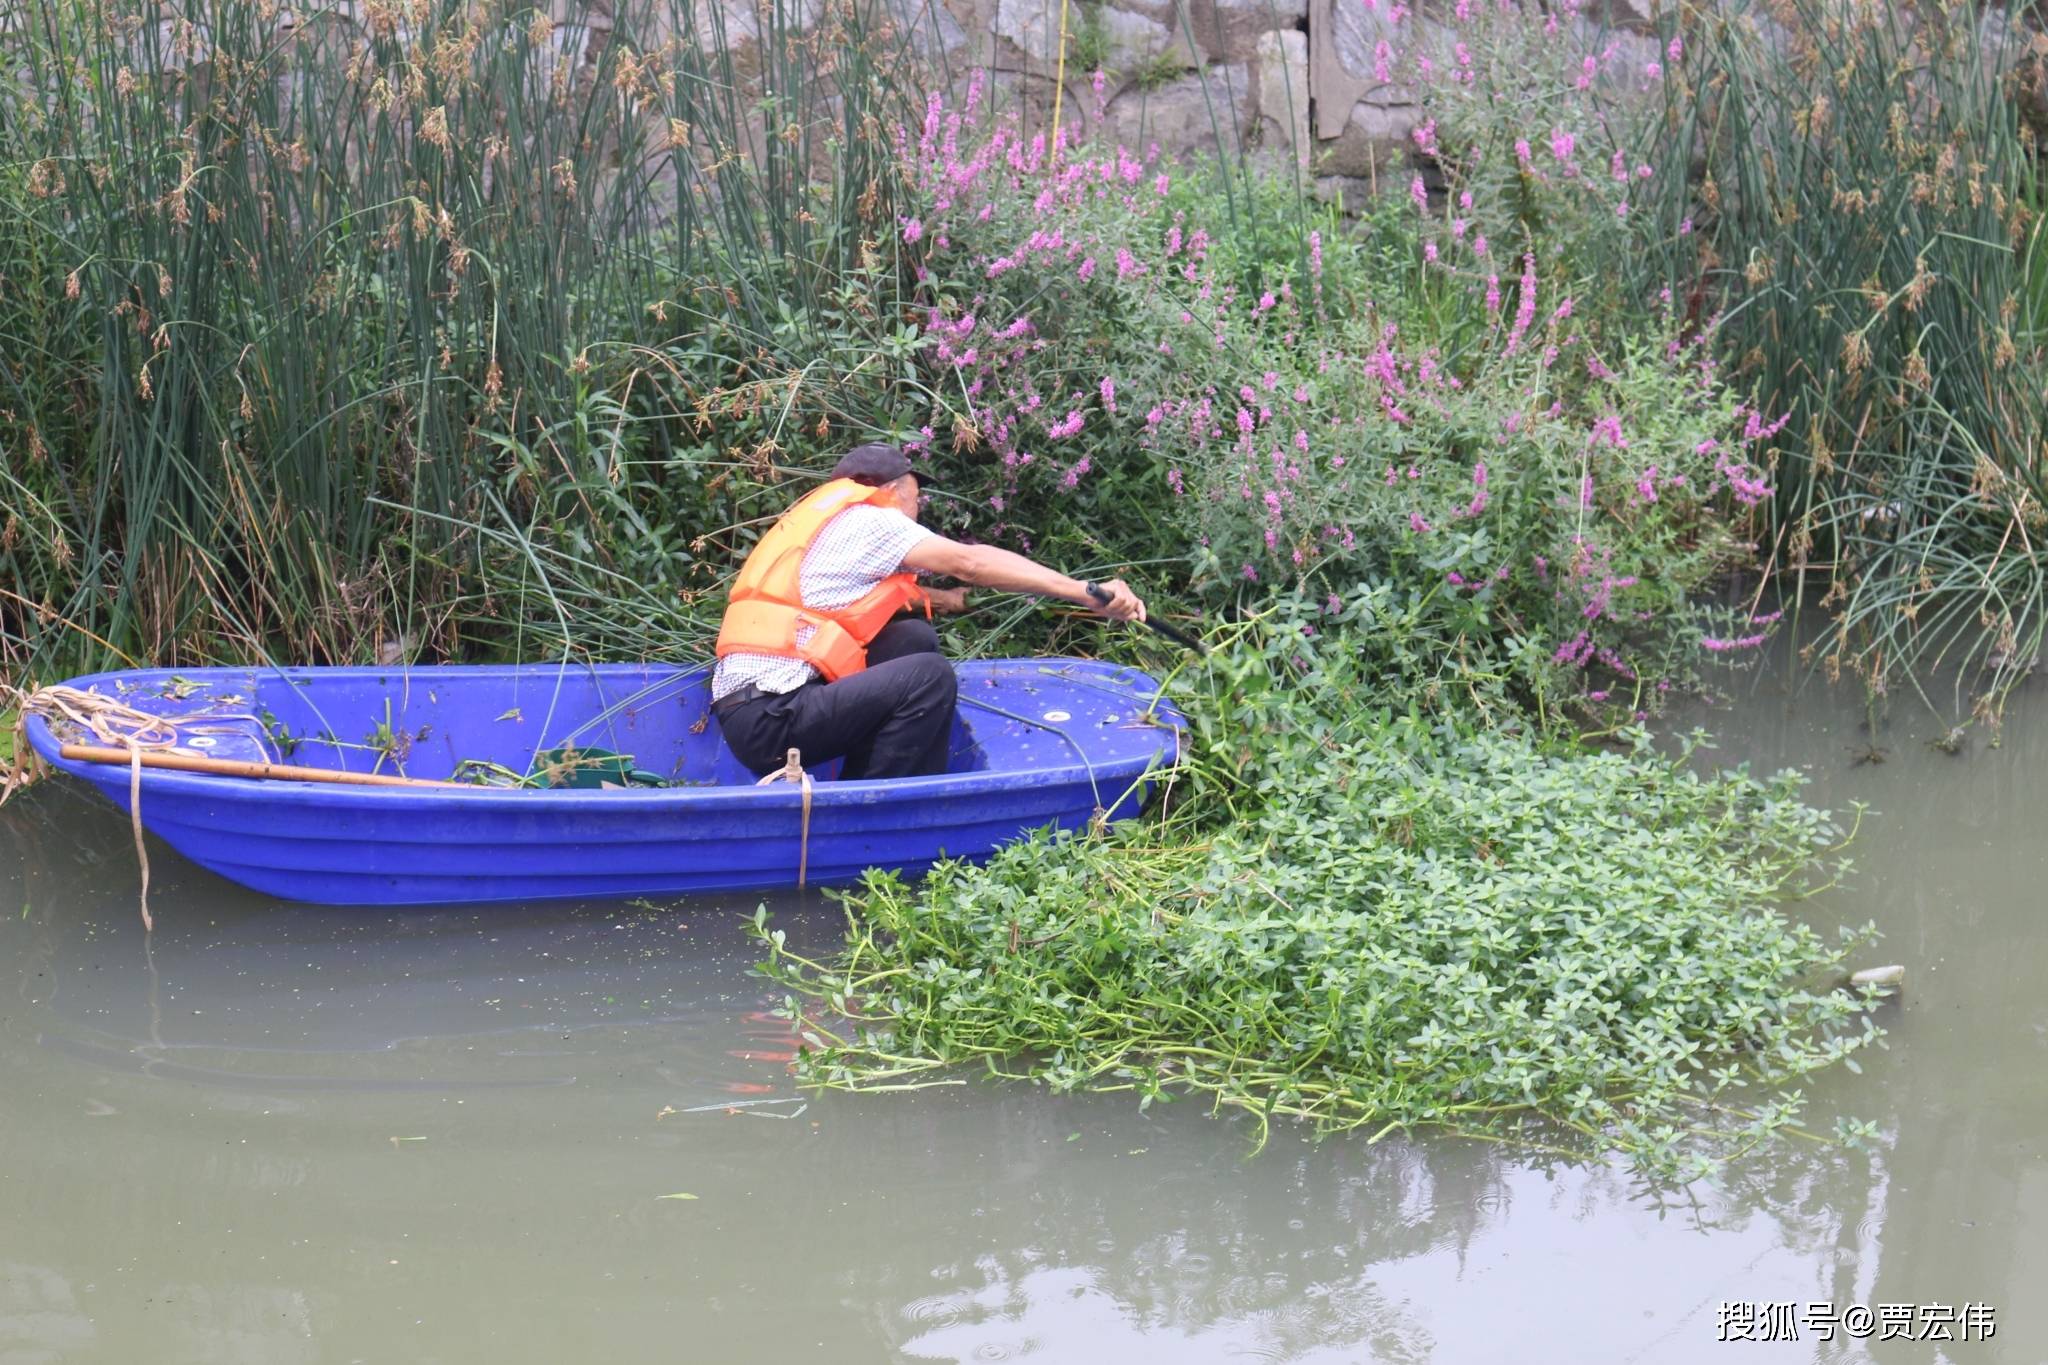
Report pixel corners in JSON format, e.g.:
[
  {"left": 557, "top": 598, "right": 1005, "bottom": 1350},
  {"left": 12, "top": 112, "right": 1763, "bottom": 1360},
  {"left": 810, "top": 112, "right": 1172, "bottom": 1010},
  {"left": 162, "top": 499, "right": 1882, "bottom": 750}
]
[
  {"left": 1086, "top": 578, "right": 1147, "bottom": 623},
  {"left": 924, "top": 586, "right": 971, "bottom": 615}
]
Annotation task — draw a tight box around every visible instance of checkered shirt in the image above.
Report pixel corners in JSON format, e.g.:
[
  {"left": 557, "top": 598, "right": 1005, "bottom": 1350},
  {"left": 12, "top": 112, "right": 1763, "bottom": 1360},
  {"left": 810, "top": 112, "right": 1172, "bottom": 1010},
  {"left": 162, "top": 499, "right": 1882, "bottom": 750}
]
[{"left": 711, "top": 504, "right": 935, "bottom": 702}]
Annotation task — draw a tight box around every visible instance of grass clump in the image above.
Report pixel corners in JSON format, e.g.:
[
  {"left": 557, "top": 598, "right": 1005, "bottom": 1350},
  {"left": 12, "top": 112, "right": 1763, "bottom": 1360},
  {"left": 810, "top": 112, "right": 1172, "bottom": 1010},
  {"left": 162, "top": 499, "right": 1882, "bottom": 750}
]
[{"left": 761, "top": 602, "right": 1883, "bottom": 1179}]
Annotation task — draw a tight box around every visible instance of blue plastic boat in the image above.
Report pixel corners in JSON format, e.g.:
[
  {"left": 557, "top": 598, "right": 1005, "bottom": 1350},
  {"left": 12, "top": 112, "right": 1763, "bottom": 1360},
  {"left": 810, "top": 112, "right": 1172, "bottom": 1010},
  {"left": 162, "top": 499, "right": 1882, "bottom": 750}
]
[{"left": 24, "top": 659, "right": 1181, "bottom": 906}]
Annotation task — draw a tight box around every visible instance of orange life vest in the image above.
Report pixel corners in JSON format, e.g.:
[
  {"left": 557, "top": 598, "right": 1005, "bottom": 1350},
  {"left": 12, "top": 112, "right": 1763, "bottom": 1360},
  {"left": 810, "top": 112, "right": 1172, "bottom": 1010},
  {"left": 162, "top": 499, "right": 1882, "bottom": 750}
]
[{"left": 714, "top": 478, "right": 931, "bottom": 682}]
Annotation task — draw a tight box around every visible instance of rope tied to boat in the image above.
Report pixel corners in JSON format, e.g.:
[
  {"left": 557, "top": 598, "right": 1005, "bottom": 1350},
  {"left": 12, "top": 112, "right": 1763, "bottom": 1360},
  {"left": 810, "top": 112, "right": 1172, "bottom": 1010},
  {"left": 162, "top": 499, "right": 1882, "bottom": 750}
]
[
  {"left": 5, "top": 683, "right": 207, "bottom": 932},
  {"left": 755, "top": 746, "right": 814, "bottom": 888}
]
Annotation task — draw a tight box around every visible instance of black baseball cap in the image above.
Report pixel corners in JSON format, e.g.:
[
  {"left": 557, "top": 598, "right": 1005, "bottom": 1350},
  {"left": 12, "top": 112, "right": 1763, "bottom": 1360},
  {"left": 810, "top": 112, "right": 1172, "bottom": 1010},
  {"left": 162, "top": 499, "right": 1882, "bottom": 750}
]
[{"left": 831, "top": 442, "right": 937, "bottom": 488}]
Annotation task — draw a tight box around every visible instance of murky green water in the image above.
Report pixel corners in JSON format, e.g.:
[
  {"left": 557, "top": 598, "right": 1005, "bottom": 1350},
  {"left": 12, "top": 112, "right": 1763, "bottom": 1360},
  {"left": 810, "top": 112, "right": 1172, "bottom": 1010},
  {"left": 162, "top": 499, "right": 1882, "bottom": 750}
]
[{"left": 4, "top": 657, "right": 2045, "bottom": 1363}]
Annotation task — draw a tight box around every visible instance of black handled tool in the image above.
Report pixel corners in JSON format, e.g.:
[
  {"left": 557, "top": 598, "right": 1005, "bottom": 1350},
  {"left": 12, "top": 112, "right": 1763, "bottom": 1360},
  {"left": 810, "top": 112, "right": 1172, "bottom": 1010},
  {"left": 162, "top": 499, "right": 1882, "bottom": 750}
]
[{"left": 1086, "top": 581, "right": 1207, "bottom": 655}]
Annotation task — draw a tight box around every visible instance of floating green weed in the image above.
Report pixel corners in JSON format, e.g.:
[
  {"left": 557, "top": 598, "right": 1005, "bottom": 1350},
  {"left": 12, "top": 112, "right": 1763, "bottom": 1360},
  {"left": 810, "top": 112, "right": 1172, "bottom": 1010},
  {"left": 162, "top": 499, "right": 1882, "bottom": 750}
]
[{"left": 760, "top": 606, "right": 1882, "bottom": 1180}]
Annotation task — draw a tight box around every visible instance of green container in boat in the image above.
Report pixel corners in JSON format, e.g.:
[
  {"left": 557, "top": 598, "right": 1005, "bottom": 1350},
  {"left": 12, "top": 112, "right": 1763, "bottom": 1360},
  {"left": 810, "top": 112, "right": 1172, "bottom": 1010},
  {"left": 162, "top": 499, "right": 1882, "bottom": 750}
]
[{"left": 527, "top": 745, "right": 666, "bottom": 789}]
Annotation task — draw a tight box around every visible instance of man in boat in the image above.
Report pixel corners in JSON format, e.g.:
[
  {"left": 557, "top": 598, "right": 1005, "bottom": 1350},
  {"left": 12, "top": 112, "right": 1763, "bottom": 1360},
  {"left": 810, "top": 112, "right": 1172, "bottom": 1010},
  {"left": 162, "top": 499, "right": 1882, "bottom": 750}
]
[{"left": 711, "top": 442, "right": 1146, "bottom": 780}]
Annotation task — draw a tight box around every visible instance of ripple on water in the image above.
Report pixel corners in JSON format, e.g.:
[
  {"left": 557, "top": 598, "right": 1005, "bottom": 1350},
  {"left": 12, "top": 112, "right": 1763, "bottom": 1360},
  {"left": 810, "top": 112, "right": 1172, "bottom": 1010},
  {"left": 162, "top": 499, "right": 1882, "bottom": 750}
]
[{"left": 901, "top": 1295, "right": 967, "bottom": 1330}]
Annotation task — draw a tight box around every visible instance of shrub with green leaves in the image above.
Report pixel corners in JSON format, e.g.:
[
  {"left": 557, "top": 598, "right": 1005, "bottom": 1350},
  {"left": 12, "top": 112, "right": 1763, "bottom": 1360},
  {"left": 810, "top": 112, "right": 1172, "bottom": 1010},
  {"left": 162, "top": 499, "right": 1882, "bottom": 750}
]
[
  {"left": 892, "top": 97, "right": 1781, "bottom": 709},
  {"left": 761, "top": 601, "right": 1881, "bottom": 1179},
  {"left": 1340, "top": 0, "right": 2048, "bottom": 718}
]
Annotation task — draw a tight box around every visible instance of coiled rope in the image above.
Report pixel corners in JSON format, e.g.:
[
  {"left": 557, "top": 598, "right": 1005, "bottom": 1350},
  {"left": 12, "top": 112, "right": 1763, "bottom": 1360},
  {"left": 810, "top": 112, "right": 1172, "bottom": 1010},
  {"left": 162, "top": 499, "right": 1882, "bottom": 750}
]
[{"left": 754, "top": 746, "right": 814, "bottom": 888}]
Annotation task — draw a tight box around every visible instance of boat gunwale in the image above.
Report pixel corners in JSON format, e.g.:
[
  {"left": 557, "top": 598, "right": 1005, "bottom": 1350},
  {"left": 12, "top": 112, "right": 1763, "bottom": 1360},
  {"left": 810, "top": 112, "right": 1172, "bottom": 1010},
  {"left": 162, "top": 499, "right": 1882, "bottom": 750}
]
[{"left": 24, "top": 659, "right": 1183, "bottom": 810}]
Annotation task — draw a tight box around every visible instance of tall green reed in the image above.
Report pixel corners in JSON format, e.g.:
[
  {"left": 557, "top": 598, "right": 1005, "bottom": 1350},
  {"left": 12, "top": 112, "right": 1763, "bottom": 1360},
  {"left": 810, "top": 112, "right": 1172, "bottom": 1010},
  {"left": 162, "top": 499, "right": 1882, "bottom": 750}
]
[
  {"left": 0, "top": 0, "right": 937, "bottom": 676},
  {"left": 1642, "top": 0, "right": 2046, "bottom": 718}
]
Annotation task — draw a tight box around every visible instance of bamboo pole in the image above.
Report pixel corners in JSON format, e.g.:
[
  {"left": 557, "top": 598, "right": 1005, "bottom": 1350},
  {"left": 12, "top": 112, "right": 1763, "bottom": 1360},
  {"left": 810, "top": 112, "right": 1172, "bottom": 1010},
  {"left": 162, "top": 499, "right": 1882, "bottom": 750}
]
[{"left": 60, "top": 744, "right": 469, "bottom": 789}]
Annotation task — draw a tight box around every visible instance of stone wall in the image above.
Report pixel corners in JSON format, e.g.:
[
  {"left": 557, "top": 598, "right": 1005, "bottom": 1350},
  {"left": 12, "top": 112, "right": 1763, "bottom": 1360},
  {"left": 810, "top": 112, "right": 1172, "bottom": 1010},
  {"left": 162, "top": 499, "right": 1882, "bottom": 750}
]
[{"left": 654, "top": 0, "right": 1667, "bottom": 206}]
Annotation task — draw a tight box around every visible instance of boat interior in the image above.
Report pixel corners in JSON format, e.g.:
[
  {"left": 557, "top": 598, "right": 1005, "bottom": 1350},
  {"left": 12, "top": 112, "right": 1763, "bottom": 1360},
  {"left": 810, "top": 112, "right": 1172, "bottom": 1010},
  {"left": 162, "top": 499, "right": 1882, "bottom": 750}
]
[{"left": 54, "top": 661, "right": 1176, "bottom": 788}]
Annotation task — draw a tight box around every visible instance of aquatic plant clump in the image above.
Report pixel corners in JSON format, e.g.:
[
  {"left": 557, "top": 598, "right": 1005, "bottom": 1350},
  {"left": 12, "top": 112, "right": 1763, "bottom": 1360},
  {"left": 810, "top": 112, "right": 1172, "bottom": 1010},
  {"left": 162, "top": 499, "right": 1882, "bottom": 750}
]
[{"left": 761, "top": 616, "right": 1881, "bottom": 1179}]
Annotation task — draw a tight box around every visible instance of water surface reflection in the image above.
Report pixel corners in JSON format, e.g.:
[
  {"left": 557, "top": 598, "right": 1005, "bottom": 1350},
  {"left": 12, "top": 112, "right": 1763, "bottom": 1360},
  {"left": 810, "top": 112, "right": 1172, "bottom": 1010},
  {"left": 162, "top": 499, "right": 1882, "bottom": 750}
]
[{"left": 2, "top": 656, "right": 2043, "bottom": 1362}]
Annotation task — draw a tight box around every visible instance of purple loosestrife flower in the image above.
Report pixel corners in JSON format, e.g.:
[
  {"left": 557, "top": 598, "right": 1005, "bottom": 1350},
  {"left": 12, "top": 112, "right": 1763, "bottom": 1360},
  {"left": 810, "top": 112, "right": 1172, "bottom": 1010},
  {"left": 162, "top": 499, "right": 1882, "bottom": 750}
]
[
  {"left": 1048, "top": 410, "right": 1084, "bottom": 439},
  {"left": 1553, "top": 631, "right": 1595, "bottom": 667},
  {"left": 901, "top": 217, "right": 924, "bottom": 242},
  {"left": 1505, "top": 254, "right": 1537, "bottom": 353}
]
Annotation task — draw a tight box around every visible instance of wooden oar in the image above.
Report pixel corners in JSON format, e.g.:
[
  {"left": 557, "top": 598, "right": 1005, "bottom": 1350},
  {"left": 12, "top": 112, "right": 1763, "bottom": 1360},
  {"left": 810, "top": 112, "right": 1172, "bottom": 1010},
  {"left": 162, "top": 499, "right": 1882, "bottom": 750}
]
[{"left": 60, "top": 743, "right": 467, "bottom": 789}]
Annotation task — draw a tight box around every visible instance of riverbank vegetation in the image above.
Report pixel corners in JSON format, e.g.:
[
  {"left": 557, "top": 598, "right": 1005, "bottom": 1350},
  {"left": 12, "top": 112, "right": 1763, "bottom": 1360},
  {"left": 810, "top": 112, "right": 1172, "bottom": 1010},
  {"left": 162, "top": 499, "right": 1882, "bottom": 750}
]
[
  {"left": 7, "top": 0, "right": 2029, "bottom": 1171},
  {"left": 762, "top": 604, "right": 1882, "bottom": 1177}
]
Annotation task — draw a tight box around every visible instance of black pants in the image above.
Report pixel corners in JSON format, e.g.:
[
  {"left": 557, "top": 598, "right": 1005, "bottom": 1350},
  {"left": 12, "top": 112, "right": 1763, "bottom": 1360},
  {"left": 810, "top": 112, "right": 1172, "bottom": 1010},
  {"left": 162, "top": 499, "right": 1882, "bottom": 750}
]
[{"left": 716, "top": 618, "right": 958, "bottom": 780}]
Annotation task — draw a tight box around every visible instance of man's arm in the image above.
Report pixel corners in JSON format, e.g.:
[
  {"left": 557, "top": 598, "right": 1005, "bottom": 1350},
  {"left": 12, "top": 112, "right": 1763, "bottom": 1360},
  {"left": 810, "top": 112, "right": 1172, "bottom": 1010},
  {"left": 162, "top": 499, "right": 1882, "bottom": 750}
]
[{"left": 901, "top": 537, "right": 1147, "bottom": 622}]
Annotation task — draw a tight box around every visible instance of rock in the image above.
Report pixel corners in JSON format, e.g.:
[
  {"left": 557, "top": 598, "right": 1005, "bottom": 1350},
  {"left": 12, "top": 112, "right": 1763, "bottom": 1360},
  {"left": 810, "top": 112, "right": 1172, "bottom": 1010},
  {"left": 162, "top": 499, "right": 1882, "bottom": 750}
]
[
  {"left": 1605, "top": 0, "right": 1662, "bottom": 34},
  {"left": 1848, "top": 964, "right": 1906, "bottom": 996},
  {"left": 880, "top": 0, "right": 971, "bottom": 61},
  {"left": 1312, "top": 174, "right": 1377, "bottom": 209},
  {"left": 1254, "top": 28, "right": 1309, "bottom": 170},
  {"left": 1316, "top": 98, "right": 1415, "bottom": 179},
  {"left": 1102, "top": 64, "right": 1252, "bottom": 153},
  {"left": 995, "top": 0, "right": 1173, "bottom": 67},
  {"left": 1326, "top": 0, "right": 1415, "bottom": 115},
  {"left": 1178, "top": 0, "right": 1305, "bottom": 65}
]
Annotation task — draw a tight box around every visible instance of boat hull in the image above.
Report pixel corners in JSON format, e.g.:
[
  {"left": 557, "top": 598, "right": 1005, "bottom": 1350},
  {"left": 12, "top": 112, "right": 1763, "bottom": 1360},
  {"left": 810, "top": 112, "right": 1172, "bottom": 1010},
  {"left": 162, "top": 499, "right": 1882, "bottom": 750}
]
[{"left": 26, "top": 659, "right": 1179, "bottom": 906}]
